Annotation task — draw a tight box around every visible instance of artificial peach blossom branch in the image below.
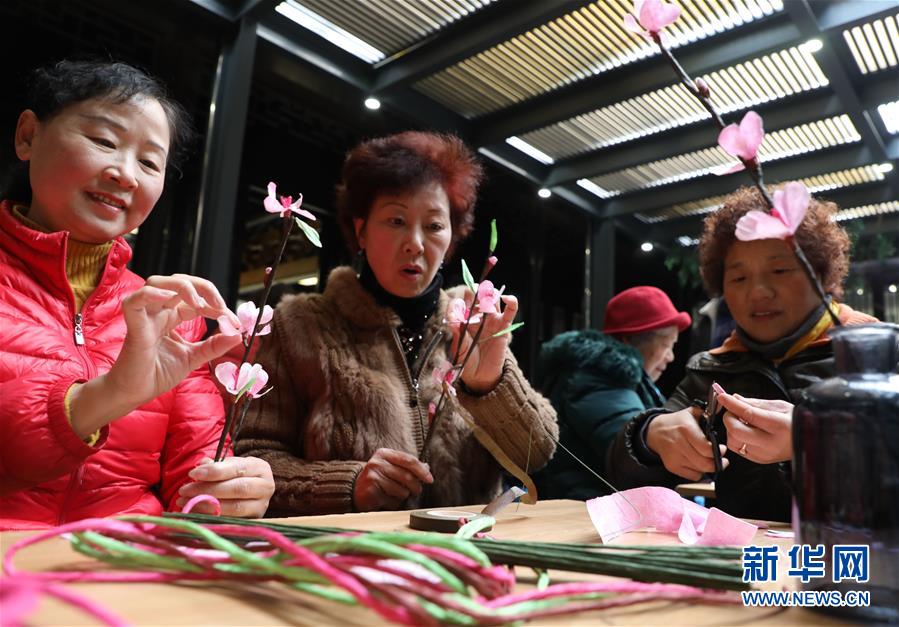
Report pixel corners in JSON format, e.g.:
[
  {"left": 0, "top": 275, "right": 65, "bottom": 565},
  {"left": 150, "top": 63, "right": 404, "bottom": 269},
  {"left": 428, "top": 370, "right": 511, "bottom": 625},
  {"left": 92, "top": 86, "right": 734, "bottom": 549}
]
[
  {"left": 213, "top": 182, "right": 321, "bottom": 461},
  {"left": 626, "top": 4, "right": 839, "bottom": 325},
  {"left": 420, "top": 221, "right": 516, "bottom": 463}
]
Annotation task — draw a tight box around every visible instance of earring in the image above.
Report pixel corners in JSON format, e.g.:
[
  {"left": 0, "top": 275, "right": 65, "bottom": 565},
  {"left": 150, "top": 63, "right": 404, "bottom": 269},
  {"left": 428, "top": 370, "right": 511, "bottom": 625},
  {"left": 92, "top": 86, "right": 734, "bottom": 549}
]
[{"left": 353, "top": 248, "right": 366, "bottom": 276}]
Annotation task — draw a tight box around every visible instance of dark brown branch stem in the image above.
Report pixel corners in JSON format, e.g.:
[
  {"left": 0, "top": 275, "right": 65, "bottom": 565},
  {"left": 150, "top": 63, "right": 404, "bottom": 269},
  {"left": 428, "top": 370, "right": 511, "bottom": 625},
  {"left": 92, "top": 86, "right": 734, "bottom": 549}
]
[
  {"left": 420, "top": 261, "right": 494, "bottom": 462},
  {"left": 652, "top": 32, "right": 840, "bottom": 327},
  {"left": 214, "top": 214, "right": 295, "bottom": 461}
]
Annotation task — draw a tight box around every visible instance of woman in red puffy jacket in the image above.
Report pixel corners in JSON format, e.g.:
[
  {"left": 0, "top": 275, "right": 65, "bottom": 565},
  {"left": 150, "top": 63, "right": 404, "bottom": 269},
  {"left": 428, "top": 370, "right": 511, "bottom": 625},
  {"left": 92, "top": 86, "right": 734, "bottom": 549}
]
[{"left": 0, "top": 60, "right": 274, "bottom": 529}]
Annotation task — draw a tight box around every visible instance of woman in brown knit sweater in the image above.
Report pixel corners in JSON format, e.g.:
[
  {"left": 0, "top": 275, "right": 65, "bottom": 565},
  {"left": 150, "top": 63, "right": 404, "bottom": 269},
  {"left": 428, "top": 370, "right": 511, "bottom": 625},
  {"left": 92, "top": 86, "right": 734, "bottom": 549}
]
[{"left": 235, "top": 132, "right": 558, "bottom": 515}]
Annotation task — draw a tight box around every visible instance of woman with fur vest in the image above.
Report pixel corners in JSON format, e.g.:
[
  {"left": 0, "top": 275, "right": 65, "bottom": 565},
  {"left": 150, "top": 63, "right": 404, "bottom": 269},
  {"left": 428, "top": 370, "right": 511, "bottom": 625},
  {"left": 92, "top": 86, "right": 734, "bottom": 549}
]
[
  {"left": 534, "top": 287, "right": 690, "bottom": 500},
  {"left": 235, "top": 131, "right": 558, "bottom": 515}
]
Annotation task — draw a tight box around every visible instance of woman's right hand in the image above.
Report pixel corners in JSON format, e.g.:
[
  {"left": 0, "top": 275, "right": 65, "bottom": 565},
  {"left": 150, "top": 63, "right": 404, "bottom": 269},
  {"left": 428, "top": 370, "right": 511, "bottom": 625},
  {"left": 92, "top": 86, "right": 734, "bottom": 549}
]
[
  {"left": 352, "top": 448, "right": 434, "bottom": 512},
  {"left": 645, "top": 407, "right": 730, "bottom": 481},
  {"left": 69, "top": 274, "right": 242, "bottom": 439}
]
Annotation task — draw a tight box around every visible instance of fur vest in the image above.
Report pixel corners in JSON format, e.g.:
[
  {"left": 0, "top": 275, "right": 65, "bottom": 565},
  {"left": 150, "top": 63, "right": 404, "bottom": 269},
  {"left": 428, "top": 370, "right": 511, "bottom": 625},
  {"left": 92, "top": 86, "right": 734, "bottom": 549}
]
[{"left": 236, "top": 266, "right": 558, "bottom": 516}]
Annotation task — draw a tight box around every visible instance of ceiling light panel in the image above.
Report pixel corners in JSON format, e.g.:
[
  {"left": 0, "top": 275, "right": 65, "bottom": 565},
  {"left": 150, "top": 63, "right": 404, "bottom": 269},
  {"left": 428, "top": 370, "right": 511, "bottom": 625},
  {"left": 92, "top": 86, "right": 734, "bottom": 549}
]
[
  {"left": 834, "top": 201, "right": 899, "bottom": 221},
  {"left": 636, "top": 164, "right": 886, "bottom": 223},
  {"left": 280, "top": 0, "right": 493, "bottom": 62},
  {"left": 636, "top": 194, "right": 729, "bottom": 223},
  {"left": 519, "top": 44, "right": 827, "bottom": 160},
  {"left": 842, "top": 13, "right": 898, "bottom": 74},
  {"left": 878, "top": 100, "right": 899, "bottom": 134},
  {"left": 588, "top": 115, "right": 861, "bottom": 195},
  {"left": 414, "top": 0, "right": 783, "bottom": 118}
]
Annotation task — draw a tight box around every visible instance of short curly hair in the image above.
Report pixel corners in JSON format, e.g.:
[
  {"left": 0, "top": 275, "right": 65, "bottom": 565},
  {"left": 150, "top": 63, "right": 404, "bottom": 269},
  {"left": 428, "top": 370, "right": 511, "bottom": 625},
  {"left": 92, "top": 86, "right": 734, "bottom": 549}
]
[
  {"left": 335, "top": 131, "right": 483, "bottom": 259},
  {"left": 699, "top": 185, "right": 850, "bottom": 299}
]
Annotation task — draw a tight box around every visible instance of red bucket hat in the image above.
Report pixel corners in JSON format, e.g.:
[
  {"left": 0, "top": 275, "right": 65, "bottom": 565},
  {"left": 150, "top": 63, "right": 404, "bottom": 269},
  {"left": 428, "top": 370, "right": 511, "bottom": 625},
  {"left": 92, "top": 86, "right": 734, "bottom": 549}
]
[{"left": 603, "top": 286, "right": 692, "bottom": 335}]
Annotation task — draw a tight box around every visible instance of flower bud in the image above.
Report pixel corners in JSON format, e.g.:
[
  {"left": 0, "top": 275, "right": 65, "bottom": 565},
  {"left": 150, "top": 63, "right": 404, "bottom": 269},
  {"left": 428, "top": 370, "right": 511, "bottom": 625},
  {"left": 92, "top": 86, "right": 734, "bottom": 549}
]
[{"left": 695, "top": 78, "right": 710, "bottom": 98}]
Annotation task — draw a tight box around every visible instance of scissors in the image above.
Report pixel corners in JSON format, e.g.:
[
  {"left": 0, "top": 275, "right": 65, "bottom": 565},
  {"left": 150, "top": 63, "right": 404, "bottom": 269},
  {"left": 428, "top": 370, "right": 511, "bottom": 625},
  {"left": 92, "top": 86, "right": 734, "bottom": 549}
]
[{"left": 693, "top": 382, "right": 725, "bottom": 478}]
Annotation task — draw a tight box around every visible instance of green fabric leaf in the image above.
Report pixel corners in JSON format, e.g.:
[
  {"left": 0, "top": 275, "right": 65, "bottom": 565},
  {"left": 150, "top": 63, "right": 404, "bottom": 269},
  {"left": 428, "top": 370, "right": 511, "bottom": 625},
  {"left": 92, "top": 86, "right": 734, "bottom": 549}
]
[
  {"left": 294, "top": 217, "right": 322, "bottom": 248},
  {"left": 492, "top": 321, "right": 524, "bottom": 337},
  {"left": 461, "top": 259, "right": 476, "bottom": 291},
  {"left": 489, "top": 219, "right": 498, "bottom": 253}
]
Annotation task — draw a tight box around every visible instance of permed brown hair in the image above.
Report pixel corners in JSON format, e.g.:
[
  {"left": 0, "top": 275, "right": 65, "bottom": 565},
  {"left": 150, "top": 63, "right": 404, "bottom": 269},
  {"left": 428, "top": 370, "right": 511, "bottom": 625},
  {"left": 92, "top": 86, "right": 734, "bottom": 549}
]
[
  {"left": 335, "top": 131, "right": 483, "bottom": 259},
  {"left": 699, "top": 185, "right": 851, "bottom": 299}
]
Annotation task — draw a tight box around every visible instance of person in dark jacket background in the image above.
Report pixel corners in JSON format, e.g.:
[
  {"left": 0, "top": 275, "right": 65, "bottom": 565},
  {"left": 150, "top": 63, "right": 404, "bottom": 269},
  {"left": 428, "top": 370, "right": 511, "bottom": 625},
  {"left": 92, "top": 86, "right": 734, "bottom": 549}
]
[
  {"left": 534, "top": 286, "right": 690, "bottom": 500},
  {"left": 607, "top": 186, "right": 877, "bottom": 522}
]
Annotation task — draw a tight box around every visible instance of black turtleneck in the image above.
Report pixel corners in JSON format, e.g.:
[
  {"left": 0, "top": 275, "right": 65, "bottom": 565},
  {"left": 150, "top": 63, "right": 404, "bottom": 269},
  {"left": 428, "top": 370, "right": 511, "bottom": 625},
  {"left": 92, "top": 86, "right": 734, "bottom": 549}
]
[
  {"left": 736, "top": 300, "right": 829, "bottom": 361},
  {"left": 358, "top": 259, "right": 442, "bottom": 368}
]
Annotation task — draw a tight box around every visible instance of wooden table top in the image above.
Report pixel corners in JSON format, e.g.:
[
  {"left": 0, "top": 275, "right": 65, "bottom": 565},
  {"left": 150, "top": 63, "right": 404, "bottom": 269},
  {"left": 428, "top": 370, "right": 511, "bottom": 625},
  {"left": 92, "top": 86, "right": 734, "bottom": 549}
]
[
  {"left": 1, "top": 499, "right": 844, "bottom": 626},
  {"left": 675, "top": 481, "right": 716, "bottom": 499}
]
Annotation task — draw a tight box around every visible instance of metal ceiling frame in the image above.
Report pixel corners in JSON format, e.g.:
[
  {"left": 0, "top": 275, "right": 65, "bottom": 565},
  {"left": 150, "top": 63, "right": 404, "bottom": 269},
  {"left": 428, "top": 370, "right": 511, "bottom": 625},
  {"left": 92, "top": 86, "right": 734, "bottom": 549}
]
[
  {"left": 181, "top": 0, "right": 898, "bottom": 317},
  {"left": 783, "top": 0, "right": 888, "bottom": 162},
  {"left": 535, "top": 2, "right": 896, "bottom": 201},
  {"left": 603, "top": 143, "right": 877, "bottom": 217},
  {"left": 371, "top": 0, "right": 586, "bottom": 94},
  {"left": 185, "top": 0, "right": 897, "bottom": 223},
  {"left": 647, "top": 178, "right": 899, "bottom": 242},
  {"left": 544, "top": 90, "right": 847, "bottom": 187},
  {"left": 471, "top": 15, "right": 800, "bottom": 146}
]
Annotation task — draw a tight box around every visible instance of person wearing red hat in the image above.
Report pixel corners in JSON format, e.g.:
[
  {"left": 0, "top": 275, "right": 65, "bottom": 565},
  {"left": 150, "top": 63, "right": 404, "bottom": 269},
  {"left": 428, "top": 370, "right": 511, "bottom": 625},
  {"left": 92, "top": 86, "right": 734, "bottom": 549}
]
[
  {"left": 534, "top": 286, "right": 690, "bottom": 500},
  {"left": 603, "top": 286, "right": 693, "bottom": 382}
]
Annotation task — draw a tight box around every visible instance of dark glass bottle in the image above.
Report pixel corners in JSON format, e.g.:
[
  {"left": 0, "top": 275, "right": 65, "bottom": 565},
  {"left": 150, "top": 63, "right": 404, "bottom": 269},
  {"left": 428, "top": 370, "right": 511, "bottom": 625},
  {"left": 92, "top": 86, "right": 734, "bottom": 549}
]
[{"left": 793, "top": 324, "right": 899, "bottom": 622}]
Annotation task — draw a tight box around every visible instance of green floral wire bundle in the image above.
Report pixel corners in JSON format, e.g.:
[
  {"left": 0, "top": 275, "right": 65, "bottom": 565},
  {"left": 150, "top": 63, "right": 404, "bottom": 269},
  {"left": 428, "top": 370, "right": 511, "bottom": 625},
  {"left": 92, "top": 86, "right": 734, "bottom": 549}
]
[
  {"left": 4, "top": 499, "right": 744, "bottom": 627},
  {"left": 171, "top": 509, "right": 748, "bottom": 590}
]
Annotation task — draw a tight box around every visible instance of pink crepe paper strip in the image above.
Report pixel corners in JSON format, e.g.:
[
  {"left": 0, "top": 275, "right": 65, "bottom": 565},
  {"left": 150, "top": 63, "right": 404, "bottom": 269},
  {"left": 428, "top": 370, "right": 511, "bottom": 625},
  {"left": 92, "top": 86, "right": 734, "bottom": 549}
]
[{"left": 586, "top": 486, "right": 757, "bottom": 545}]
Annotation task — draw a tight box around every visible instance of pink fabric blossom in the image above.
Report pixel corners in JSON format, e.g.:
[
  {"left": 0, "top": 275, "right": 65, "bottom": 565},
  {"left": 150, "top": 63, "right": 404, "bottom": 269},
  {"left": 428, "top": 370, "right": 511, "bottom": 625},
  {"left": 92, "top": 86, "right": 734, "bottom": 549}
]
[
  {"left": 446, "top": 297, "right": 481, "bottom": 325},
  {"left": 216, "top": 315, "right": 241, "bottom": 337},
  {"left": 476, "top": 280, "right": 500, "bottom": 313},
  {"left": 623, "top": 0, "right": 681, "bottom": 37},
  {"left": 432, "top": 361, "right": 458, "bottom": 395},
  {"left": 236, "top": 301, "right": 273, "bottom": 337},
  {"left": 263, "top": 181, "right": 316, "bottom": 221},
  {"left": 214, "top": 362, "right": 269, "bottom": 398},
  {"left": 711, "top": 111, "right": 764, "bottom": 175},
  {"left": 217, "top": 302, "right": 273, "bottom": 338},
  {"left": 735, "top": 182, "right": 810, "bottom": 241}
]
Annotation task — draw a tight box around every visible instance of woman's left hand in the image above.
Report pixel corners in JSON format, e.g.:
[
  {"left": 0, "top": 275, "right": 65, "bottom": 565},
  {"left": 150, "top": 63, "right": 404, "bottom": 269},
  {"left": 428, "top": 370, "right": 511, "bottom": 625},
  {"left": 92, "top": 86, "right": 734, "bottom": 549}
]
[
  {"left": 718, "top": 393, "right": 794, "bottom": 464},
  {"left": 448, "top": 292, "right": 519, "bottom": 394},
  {"left": 176, "top": 456, "right": 275, "bottom": 518}
]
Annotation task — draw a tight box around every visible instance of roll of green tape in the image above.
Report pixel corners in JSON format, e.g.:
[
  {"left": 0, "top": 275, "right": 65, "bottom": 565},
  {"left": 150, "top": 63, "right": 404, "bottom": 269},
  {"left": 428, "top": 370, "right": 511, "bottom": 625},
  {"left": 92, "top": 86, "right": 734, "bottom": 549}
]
[{"left": 408, "top": 509, "right": 493, "bottom": 533}]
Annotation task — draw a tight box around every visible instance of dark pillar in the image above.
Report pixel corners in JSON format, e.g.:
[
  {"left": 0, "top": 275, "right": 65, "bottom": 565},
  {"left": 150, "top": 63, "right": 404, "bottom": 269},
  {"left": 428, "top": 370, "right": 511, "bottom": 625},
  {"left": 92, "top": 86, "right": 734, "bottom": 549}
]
[
  {"left": 586, "top": 217, "right": 615, "bottom": 329},
  {"left": 192, "top": 18, "right": 257, "bottom": 304},
  {"left": 526, "top": 204, "right": 546, "bottom": 379}
]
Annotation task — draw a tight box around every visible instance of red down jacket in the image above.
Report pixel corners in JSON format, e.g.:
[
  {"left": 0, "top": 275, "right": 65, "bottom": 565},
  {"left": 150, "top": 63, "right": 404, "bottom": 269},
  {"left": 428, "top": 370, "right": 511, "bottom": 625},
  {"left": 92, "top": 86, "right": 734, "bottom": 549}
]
[{"left": 0, "top": 201, "right": 226, "bottom": 529}]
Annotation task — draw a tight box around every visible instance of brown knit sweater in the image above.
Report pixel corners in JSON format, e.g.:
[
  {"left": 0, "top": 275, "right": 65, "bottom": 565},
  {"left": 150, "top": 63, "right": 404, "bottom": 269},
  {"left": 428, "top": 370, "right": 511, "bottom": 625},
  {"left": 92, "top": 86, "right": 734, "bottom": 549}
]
[{"left": 235, "top": 266, "right": 558, "bottom": 516}]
